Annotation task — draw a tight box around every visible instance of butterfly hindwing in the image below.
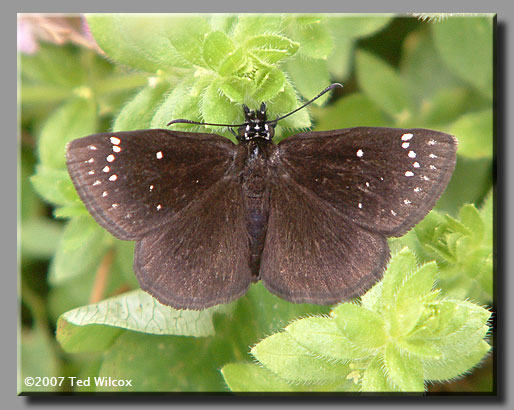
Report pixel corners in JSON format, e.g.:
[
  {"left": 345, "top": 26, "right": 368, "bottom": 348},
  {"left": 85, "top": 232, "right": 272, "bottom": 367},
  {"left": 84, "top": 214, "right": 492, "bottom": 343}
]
[
  {"left": 277, "top": 127, "right": 457, "bottom": 236},
  {"left": 66, "top": 129, "right": 236, "bottom": 240},
  {"left": 260, "top": 172, "right": 389, "bottom": 304},
  {"left": 134, "top": 175, "right": 252, "bottom": 309}
]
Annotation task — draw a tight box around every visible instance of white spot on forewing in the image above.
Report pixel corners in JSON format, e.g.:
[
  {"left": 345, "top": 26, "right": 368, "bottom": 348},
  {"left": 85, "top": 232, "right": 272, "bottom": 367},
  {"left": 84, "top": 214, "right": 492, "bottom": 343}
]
[
  {"left": 430, "top": 165, "right": 437, "bottom": 170},
  {"left": 156, "top": 204, "right": 162, "bottom": 210},
  {"left": 408, "top": 151, "right": 416, "bottom": 158},
  {"left": 109, "top": 174, "right": 118, "bottom": 181},
  {"left": 88, "top": 145, "right": 97, "bottom": 150},
  {"left": 356, "top": 149, "right": 364, "bottom": 157},
  {"left": 87, "top": 158, "right": 94, "bottom": 163},
  {"left": 422, "top": 175, "right": 430, "bottom": 181},
  {"left": 365, "top": 182, "right": 370, "bottom": 187},
  {"left": 106, "top": 154, "right": 115, "bottom": 162},
  {"left": 414, "top": 187, "right": 421, "bottom": 192},
  {"left": 404, "top": 199, "right": 412, "bottom": 205},
  {"left": 429, "top": 154, "right": 438, "bottom": 158},
  {"left": 402, "top": 142, "right": 410, "bottom": 149},
  {"left": 405, "top": 171, "right": 414, "bottom": 177},
  {"left": 391, "top": 209, "right": 397, "bottom": 216},
  {"left": 110, "top": 136, "right": 121, "bottom": 145},
  {"left": 358, "top": 203, "right": 363, "bottom": 209},
  {"left": 111, "top": 203, "right": 119, "bottom": 209},
  {"left": 88, "top": 170, "right": 95, "bottom": 175},
  {"left": 102, "top": 191, "right": 108, "bottom": 197},
  {"left": 156, "top": 151, "right": 163, "bottom": 159},
  {"left": 113, "top": 146, "right": 121, "bottom": 153},
  {"left": 413, "top": 162, "right": 420, "bottom": 168},
  {"left": 428, "top": 139, "right": 436, "bottom": 145},
  {"left": 92, "top": 180, "right": 101, "bottom": 186},
  {"left": 401, "top": 133, "right": 413, "bottom": 141},
  {"left": 149, "top": 185, "right": 154, "bottom": 191},
  {"left": 103, "top": 166, "right": 110, "bottom": 173}
]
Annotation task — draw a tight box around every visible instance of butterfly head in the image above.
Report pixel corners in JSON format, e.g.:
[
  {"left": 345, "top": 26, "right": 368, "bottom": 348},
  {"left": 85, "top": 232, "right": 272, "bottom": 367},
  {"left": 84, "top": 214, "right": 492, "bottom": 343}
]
[{"left": 238, "top": 102, "right": 275, "bottom": 142}]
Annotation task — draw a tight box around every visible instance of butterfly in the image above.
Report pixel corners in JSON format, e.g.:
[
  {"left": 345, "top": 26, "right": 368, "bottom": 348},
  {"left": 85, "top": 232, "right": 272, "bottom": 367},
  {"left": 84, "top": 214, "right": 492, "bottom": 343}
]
[{"left": 66, "top": 84, "right": 457, "bottom": 310}]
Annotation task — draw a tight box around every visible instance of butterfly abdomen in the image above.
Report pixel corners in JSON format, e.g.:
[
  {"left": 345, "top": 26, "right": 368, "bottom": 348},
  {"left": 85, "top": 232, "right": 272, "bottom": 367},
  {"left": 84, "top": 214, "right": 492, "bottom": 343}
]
[{"left": 237, "top": 139, "right": 275, "bottom": 278}]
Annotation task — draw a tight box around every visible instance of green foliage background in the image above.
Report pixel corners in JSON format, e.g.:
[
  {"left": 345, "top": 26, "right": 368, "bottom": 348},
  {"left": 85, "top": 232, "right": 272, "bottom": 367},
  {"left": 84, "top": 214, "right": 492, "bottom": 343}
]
[{"left": 20, "top": 14, "right": 494, "bottom": 393}]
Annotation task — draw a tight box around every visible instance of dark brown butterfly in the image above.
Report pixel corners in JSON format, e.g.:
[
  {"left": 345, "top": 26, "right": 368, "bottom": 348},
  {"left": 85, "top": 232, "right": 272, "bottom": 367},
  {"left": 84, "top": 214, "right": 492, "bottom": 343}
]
[{"left": 66, "top": 84, "right": 457, "bottom": 310}]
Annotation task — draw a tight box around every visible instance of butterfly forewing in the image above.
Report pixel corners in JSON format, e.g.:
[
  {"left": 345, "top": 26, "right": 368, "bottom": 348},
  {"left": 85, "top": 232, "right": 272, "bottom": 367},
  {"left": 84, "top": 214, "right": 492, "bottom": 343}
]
[
  {"left": 66, "top": 129, "right": 236, "bottom": 240},
  {"left": 260, "top": 173, "right": 389, "bottom": 304},
  {"left": 134, "top": 175, "right": 252, "bottom": 309},
  {"left": 277, "top": 127, "right": 457, "bottom": 236}
]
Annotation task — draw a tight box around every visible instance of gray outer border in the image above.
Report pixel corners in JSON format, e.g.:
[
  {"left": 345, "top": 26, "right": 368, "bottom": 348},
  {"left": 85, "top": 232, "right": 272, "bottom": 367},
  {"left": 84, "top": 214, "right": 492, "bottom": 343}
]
[{"left": 10, "top": 0, "right": 511, "bottom": 408}]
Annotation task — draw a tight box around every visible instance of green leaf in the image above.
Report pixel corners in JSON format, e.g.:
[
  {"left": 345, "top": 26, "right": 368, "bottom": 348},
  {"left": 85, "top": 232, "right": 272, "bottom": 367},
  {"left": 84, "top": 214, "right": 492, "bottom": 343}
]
[
  {"left": 432, "top": 17, "right": 493, "bottom": 99},
  {"left": 53, "top": 203, "right": 89, "bottom": 219},
  {"left": 232, "top": 15, "right": 283, "bottom": 43},
  {"left": 265, "top": 80, "right": 310, "bottom": 130},
  {"left": 356, "top": 50, "right": 413, "bottom": 122},
  {"left": 450, "top": 110, "right": 492, "bottom": 159},
  {"left": 31, "top": 167, "right": 80, "bottom": 206},
  {"left": 21, "top": 219, "right": 63, "bottom": 259},
  {"left": 326, "top": 38, "right": 353, "bottom": 79},
  {"left": 314, "top": 93, "right": 391, "bottom": 131},
  {"left": 86, "top": 15, "right": 162, "bottom": 72},
  {"left": 203, "top": 31, "right": 235, "bottom": 70},
  {"left": 327, "top": 15, "right": 393, "bottom": 39},
  {"left": 419, "top": 87, "right": 479, "bottom": 128},
  {"left": 379, "top": 248, "right": 419, "bottom": 308},
  {"left": 360, "top": 356, "right": 399, "bottom": 392},
  {"left": 219, "top": 76, "right": 256, "bottom": 102},
  {"left": 202, "top": 79, "right": 241, "bottom": 125},
  {"left": 394, "top": 262, "right": 438, "bottom": 333},
  {"left": 227, "top": 282, "right": 330, "bottom": 360},
  {"left": 97, "top": 330, "right": 228, "bottom": 391},
  {"left": 113, "top": 80, "right": 170, "bottom": 131},
  {"left": 163, "top": 16, "right": 211, "bottom": 67},
  {"left": 459, "top": 204, "right": 484, "bottom": 242},
  {"left": 245, "top": 34, "right": 299, "bottom": 63},
  {"left": 218, "top": 47, "right": 247, "bottom": 76},
  {"left": 401, "top": 28, "right": 464, "bottom": 108},
  {"left": 384, "top": 343, "right": 424, "bottom": 392},
  {"left": 221, "top": 363, "right": 294, "bottom": 392},
  {"left": 57, "top": 290, "right": 234, "bottom": 353},
  {"left": 423, "top": 340, "right": 491, "bottom": 381},
  {"left": 285, "top": 316, "right": 365, "bottom": 361},
  {"left": 253, "top": 66, "right": 286, "bottom": 102},
  {"left": 49, "top": 216, "right": 109, "bottom": 284},
  {"left": 56, "top": 319, "right": 123, "bottom": 354},
  {"left": 292, "top": 19, "right": 334, "bottom": 59},
  {"left": 286, "top": 58, "right": 331, "bottom": 106},
  {"left": 332, "top": 304, "right": 386, "bottom": 351},
  {"left": 38, "top": 97, "right": 98, "bottom": 170},
  {"left": 251, "top": 332, "right": 350, "bottom": 383},
  {"left": 151, "top": 77, "right": 204, "bottom": 130},
  {"left": 20, "top": 327, "right": 60, "bottom": 393},
  {"left": 21, "top": 42, "right": 87, "bottom": 87},
  {"left": 116, "top": 16, "right": 191, "bottom": 70}
]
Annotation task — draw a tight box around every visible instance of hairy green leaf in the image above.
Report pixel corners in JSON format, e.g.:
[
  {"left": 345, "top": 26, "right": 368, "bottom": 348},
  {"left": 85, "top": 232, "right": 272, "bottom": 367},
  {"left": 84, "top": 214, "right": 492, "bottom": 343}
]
[{"left": 57, "top": 290, "right": 234, "bottom": 353}]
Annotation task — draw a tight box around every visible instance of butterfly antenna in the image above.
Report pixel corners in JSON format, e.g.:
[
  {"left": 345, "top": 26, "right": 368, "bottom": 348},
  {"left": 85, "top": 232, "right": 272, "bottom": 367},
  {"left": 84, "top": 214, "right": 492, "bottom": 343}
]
[
  {"left": 269, "top": 83, "right": 343, "bottom": 124},
  {"left": 167, "top": 83, "right": 343, "bottom": 127},
  {"left": 167, "top": 118, "right": 247, "bottom": 127}
]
